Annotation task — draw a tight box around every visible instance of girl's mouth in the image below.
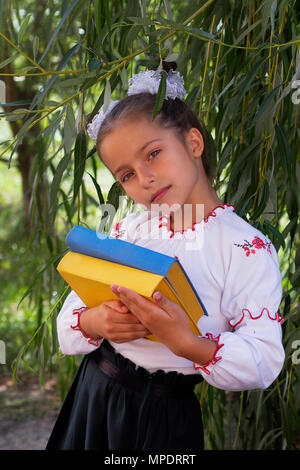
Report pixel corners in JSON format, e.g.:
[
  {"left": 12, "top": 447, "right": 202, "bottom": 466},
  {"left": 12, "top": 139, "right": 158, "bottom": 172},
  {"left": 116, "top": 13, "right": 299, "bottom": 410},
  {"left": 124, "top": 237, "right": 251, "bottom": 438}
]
[{"left": 150, "top": 185, "right": 171, "bottom": 203}]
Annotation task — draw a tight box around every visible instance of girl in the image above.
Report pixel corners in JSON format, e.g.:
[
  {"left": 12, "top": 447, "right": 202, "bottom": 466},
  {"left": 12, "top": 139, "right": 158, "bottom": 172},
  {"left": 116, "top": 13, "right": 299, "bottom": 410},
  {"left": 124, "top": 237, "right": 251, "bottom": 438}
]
[{"left": 46, "top": 64, "right": 285, "bottom": 451}]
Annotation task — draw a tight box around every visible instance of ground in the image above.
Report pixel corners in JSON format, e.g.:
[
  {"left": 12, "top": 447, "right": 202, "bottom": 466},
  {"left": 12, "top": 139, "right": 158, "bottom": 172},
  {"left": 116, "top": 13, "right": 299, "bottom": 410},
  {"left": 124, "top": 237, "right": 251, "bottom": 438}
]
[{"left": 0, "top": 374, "right": 61, "bottom": 450}]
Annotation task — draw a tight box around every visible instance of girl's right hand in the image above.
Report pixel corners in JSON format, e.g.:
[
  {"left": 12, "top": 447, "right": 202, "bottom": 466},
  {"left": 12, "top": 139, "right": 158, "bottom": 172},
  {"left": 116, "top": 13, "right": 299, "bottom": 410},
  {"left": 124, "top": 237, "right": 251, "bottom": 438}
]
[{"left": 78, "top": 299, "right": 151, "bottom": 343}]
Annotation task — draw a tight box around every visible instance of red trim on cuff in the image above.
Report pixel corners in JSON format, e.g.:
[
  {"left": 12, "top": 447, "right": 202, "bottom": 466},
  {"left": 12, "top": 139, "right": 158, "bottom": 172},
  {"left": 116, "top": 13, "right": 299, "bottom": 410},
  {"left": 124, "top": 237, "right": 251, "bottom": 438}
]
[
  {"left": 193, "top": 333, "right": 224, "bottom": 375},
  {"left": 228, "top": 307, "right": 284, "bottom": 329},
  {"left": 70, "top": 307, "right": 101, "bottom": 347}
]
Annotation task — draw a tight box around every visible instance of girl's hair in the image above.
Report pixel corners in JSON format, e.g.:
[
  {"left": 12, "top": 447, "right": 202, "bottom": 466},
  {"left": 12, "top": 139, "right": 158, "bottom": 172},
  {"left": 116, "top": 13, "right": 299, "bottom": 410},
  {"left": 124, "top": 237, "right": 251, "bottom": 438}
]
[{"left": 96, "top": 65, "right": 216, "bottom": 183}]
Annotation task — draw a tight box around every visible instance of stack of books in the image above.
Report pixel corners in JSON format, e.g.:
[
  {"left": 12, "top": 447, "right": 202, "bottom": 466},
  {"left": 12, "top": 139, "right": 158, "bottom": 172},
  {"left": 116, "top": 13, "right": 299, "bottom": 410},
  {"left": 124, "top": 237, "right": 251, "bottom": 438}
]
[{"left": 57, "top": 225, "right": 207, "bottom": 342}]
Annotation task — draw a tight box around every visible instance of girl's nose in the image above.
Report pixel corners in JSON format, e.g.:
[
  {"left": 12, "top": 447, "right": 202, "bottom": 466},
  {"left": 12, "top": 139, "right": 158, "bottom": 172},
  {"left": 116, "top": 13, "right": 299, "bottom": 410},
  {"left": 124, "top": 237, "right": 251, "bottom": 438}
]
[{"left": 138, "top": 167, "right": 155, "bottom": 188}]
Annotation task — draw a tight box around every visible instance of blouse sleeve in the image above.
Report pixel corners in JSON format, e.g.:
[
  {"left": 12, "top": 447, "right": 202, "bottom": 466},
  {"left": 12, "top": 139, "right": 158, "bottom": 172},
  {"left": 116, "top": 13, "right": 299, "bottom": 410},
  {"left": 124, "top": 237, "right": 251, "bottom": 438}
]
[
  {"left": 194, "top": 231, "right": 285, "bottom": 391},
  {"left": 56, "top": 213, "right": 142, "bottom": 355},
  {"left": 56, "top": 290, "right": 103, "bottom": 355}
]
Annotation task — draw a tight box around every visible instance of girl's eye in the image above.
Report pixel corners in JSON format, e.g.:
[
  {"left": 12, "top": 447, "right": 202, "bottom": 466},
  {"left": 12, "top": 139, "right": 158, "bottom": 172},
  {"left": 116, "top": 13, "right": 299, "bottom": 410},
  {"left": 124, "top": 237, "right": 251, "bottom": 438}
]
[
  {"left": 120, "top": 150, "right": 160, "bottom": 183},
  {"left": 149, "top": 149, "right": 160, "bottom": 160},
  {"left": 121, "top": 172, "right": 134, "bottom": 183}
]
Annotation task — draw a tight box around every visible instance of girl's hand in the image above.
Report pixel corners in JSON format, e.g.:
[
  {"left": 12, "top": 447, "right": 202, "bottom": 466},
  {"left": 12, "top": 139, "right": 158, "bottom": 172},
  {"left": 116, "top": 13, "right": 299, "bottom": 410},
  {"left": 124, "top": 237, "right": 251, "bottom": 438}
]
[
  {"left": 110, "top": 285, "right": 195, "bottom": 357},
  {"left": 78, "top": 299, "right": 151, "bottom": 344}
]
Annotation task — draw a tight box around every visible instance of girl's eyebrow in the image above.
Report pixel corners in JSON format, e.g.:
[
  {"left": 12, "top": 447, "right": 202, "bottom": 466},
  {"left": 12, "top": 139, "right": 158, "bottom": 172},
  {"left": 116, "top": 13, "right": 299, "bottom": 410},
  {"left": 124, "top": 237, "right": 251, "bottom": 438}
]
[{"left": 113, "top": 138, "right": 161, "bottom": 176}]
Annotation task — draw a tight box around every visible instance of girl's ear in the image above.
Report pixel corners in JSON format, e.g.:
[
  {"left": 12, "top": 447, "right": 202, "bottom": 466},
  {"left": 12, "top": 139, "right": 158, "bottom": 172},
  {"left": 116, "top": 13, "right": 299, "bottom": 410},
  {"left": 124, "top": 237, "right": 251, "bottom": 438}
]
[{"left": 186, "top": 127, "right": 204, "bottom": 158}]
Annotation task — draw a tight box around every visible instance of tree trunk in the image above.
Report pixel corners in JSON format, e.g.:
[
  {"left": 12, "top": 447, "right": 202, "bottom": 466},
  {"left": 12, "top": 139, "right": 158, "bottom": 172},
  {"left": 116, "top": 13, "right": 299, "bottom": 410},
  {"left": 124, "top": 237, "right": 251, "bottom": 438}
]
[{"left": 3, "top": 56, "right": 38, "bottom": 234}]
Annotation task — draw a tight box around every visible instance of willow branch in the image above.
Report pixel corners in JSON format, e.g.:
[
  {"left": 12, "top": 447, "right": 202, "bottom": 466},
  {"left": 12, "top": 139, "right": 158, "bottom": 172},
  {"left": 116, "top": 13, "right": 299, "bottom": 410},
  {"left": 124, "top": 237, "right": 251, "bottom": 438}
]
[{"left": 0, "top": 31, "right": 47, "bottom": 73}]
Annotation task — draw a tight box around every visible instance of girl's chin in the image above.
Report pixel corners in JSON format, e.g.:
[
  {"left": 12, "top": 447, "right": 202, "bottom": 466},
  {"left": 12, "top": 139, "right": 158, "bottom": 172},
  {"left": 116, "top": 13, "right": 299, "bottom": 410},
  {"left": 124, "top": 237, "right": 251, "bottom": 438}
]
[{"left": 148, "top": 200, "right": 182, "bottom": 214}]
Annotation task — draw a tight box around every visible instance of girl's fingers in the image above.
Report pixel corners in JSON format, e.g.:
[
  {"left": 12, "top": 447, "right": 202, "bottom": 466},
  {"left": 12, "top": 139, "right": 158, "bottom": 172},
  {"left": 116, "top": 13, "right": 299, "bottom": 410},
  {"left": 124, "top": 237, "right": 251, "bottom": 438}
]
[
  {"left": 111, "top": 285, "right": 150, "bottom": 318},
  {"left": 112, "top": 312, "right": 143, "bottom": 324},
  {"left": 105, "top": 299, "right": 130, "bottom": 313}
]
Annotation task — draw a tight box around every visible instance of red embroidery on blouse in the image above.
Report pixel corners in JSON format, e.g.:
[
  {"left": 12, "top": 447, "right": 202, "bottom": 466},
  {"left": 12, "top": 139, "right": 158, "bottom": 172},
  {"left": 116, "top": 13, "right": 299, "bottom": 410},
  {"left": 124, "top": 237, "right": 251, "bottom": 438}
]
[
  {"left": 111, "top": 220, "right": 126, "bottom": 239},
  {"left": 193, "top": 333, "right": 224, "bottom": 375},
  {"left": 203, "top": 203, "right": 236, "bottom": 223},
  {"left": 70, "top": 307, "right": 101, "bottom": 346},
  {"left": 158, "top": 204, "right": 236, "bottom": 236},
  {"left": 234, "top": 236, "right": 272, "bottom": 257},
  {"left": 228, "top": 307, "right": 284, "bottom": 329}
]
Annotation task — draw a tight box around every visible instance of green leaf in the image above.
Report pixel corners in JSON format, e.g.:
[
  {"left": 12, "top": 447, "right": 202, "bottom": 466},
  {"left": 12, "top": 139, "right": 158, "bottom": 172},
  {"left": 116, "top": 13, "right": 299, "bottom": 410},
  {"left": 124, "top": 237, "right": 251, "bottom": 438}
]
[
  {"left": 103, "top": 0, "right": 111, "bottom": 33},
  {"left": 270, "top": 0, "right": 277, "bottom": 35},
  {"left": 263, "top": 220, "right": 285, "bottom": 250},
  {"left": 252, "top": 85, "right": 281, "bottom": 126},
  {"left": 88, "top": 172, "right": 105, "bottom": 206},
  {"left": 106, "top": 181, "right": 122, "bottom": 209},
  {"left": 236, "top": 57, "right": 267, "bottom": 107},
  {"left": 59, "top": 188, "right": 74, "bottom": 223},
  {"left": 63, "top": 105, "right": 75, "bottom": 154},
  {"left": 163, "top": 0, "right": 173, "bottom": 20},
  {"left": 275, "top": 123, "right": 292, "bottom": 181},
  {"left": 0, "top": 100, "right": 31, "bottom": 107},
  {"left": 8, "top": 115, "right": 36, "bottom": 167},
  {"left": 50, "top": 153, "right": 71, "bottom": 222},
  {"left": 120, "top": 66, "right": 128, "bottom": 90},
  {"left": 58, "top": 75, "right": 88, "bottom": 88},
  {"left": 152, "top": 71, "right": 166, "bottom": 120},
  {"left": 38, "top": 0, "right": 81, "bottom": 65},
  {"left": 103, "top": 79, "right": 111, "bottom": 113},
  {"left": 18, "top": 14, "right": 32, "bottom": 44},
  {"left": 164, "top": 52, "right": 179, "bottom": 62},
  {"left": 251, "top": 180, "right": 270, "bottom": 220},
  {"left": 33, "top": 36, "right": 39, "bottom": 62},
  {"left": 94, "top": 0, "right": 105, "bottom": 39},
  {"left": 0, "top": 80, "right": 5, "bottom": 103},
  {"left": 0, "top": 52, "right": 18, "bottom": 70},
  {"left": 73, "top": 131, "right": 87, "bottom": 203},
  {"left": 5, "top": 108, "right": 28, "bottom": 122}
]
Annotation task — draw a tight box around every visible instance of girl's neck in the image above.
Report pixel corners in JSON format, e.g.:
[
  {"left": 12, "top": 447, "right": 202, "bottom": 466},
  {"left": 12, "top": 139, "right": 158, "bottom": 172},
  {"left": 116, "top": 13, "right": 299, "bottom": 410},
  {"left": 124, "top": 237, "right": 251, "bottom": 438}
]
[{"left": 169, "top": 190, "right": 222, "bottom": 232}]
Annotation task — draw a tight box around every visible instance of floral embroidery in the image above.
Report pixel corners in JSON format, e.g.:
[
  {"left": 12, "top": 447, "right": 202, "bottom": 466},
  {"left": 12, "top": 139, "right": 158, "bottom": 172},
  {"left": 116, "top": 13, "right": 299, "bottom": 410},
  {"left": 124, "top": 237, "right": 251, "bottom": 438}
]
[
  {"left": 228, "top": 307, "right": 284, "bottom": 329},
  {"left": 234, "top": 236, "right": 272, "bottom": 257},
  {"left": 193, "top": 333, "right": 224, "bottom": 375},
  {"left": 70, "top": 307, "right": 101, "bottom": 346},
  {"left": 111, "top": 220, "right": 126, "bottom": 239}
]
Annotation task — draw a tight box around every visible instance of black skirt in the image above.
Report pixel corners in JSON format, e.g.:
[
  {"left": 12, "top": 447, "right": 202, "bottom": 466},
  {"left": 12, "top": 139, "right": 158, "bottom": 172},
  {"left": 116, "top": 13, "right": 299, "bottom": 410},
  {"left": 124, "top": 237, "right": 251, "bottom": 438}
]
[{"left": 46, "top": 340, "right": 204, "bottom": 451}]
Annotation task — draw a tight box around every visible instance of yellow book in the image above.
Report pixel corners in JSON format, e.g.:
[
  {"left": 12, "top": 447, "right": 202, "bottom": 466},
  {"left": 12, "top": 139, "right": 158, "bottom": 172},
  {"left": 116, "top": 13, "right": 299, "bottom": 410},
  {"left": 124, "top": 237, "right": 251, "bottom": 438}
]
[{"left": 57, "top": 225, "right": 207, "bottom": 342}]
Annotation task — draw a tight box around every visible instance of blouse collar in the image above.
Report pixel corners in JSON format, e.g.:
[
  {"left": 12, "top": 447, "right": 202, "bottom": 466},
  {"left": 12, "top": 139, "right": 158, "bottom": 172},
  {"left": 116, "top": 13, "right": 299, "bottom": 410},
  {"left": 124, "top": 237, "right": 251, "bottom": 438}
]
[{"left": 155, "top": 203, "right": 236, "bottom": 240}]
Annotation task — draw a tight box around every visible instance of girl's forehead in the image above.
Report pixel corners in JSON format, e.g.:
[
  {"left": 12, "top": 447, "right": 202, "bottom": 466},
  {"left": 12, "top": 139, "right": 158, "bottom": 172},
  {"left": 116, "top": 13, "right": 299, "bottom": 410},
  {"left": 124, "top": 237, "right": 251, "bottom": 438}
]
[
  {"left": 101, "top": 117, "right": 169, "bottom": 153},
  {"left": 113, "top": 116, "right": 163, "bottom": 138}
]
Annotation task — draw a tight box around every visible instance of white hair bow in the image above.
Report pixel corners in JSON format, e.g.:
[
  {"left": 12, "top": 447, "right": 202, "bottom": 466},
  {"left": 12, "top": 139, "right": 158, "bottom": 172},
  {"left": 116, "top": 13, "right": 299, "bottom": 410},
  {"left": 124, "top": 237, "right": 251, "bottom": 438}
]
[{"left": 87, "top": 67, "right": 186, "bottom": 140}]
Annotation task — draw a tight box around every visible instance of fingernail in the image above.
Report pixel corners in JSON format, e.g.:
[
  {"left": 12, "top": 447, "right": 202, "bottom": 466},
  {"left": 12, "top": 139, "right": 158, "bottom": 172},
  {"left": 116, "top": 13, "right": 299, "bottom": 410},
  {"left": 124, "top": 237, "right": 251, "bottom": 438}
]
[{"left": 153, "top": 291, "right": 162, "bottom": 301}]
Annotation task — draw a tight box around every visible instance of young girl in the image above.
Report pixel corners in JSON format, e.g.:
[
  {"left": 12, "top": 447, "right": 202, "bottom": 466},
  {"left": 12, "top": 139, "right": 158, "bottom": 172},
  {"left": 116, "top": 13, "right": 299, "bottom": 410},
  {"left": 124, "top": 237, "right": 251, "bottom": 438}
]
[{"left": 46, "top": 64, "right": 285, "bottom": 451}]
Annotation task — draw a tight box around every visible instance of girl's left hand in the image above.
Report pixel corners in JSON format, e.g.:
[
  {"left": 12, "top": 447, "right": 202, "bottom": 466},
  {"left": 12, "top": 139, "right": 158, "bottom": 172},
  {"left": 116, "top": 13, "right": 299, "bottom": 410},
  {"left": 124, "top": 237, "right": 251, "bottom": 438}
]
[{"left": 110, "top": 284, "right": 194, "bottom": 357}]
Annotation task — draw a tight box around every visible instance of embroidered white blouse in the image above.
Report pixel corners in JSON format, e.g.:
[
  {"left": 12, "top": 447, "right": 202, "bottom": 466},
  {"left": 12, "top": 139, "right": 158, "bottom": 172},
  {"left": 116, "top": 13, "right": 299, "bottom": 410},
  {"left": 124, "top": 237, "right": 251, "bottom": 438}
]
[{"left": 56, "top": 204, "right": 285, "bottom": 391}]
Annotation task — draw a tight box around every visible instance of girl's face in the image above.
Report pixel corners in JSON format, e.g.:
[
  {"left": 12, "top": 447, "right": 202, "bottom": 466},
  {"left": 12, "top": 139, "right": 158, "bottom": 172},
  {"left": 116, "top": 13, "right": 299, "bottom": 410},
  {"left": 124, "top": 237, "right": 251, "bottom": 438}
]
[{"left": 99, "top": 116, "right": 205, "bottom": 212}]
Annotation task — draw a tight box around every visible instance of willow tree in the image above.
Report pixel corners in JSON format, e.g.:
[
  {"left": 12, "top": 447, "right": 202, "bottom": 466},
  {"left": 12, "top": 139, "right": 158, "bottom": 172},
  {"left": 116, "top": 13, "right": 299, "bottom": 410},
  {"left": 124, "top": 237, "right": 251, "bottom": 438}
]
[{"left": 0, "top": 0, "right": 299, "bottom": 450}]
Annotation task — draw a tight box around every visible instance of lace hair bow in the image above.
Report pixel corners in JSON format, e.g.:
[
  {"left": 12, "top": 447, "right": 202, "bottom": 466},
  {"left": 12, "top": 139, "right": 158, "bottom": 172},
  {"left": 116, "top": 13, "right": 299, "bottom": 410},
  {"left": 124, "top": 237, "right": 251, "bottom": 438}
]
[{"left": 86, "top": 68, "right": 186, "bottom": 140}]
